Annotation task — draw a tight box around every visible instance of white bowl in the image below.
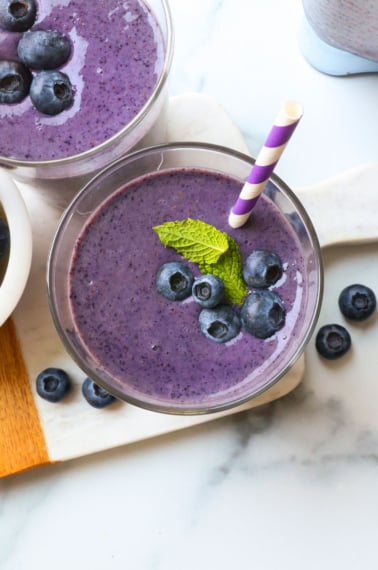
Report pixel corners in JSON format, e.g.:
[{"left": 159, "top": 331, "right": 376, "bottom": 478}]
[{"left": 0, "top": 169, "right": 32, "bottom": 326}]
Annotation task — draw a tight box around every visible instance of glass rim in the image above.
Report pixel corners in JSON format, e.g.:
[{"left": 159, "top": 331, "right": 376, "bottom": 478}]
[
  {"left": 0, "top": 0, "right": 174, "bottom": 170},
  {"left": 47, "top": 141, "right": 324, "bottom": 415}
]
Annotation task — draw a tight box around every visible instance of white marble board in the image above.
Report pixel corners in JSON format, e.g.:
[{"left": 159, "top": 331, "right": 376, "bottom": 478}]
[{"left": 4, "top": 92, "right": 378, "bottom": 477}]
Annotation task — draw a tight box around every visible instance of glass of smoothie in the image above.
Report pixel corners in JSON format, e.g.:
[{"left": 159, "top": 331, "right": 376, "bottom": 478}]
[
  {"left": 47, "top": 143, "right": 323, "bottom": 415},
  {"left": 0, "top": 0, "right": 173, "bottom": 194}
]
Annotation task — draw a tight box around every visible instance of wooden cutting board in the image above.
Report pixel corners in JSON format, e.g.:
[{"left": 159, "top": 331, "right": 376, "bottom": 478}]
[{"left": 1, "top": 93, "right": 377, "bottom": 478}]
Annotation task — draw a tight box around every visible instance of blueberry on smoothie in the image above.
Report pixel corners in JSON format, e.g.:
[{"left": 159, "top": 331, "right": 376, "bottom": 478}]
[
  {"left": 192, "top": 274, "right": 224, "bottom": 308},
  {"left": 30, "top": 70, "right": 74, "bottom": 115},
  {"left": 243, "top": 249, "right": 283, "bottom": 288},
  {"left": 36, "top": 367, "right": 71, "bottom": 403},
  {"left": 0, "top": 0, "right": 36, "bottom": 32},
  {"left": 315, "top": 324, "right": 351, "bottom": 360},
  {"left": 338, "top": 284, "right": 376, "bottom": 321},
  {"left": 0, "top": 60, "right": 32, "bottom": 104},
  {"left": 0, "top": 218, "right": 9, "bottom": 258},
  {"left": 82, "top": 377, "right": 116, "bottom": 408},
  {"left": 156, "top": 261, "right": 194, "bottom": 301},
  {"left": 199, "top": 305, "right": 241, "bottom": 343},
  {"left": 241, "top": 290, "right": 286, "bottom": 339},
  {"left": 18, "top": 30, "right": 72, "bottom": 70}
]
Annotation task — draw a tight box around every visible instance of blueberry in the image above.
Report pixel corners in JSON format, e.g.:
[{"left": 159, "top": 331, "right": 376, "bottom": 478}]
[
  {"left": 0, "top": 60, "right": 32, "bottom": 104},
  {"left": 18, "top": 30, "right": 71, "bottom": 70},
  {"left": 243, "top": 249, "right": 283, "bottom": 288},
  {"left": 30, "top": 70, "right": 74, "bottom": 115},
  {"left": 156, "top": 261, "right": 194, "bottom": 301},
  {"left": 82, "top": 377, "right": 116, "bottom": 409},
  {"left": 315, "top": 324, "right": 351, "bottom": 360},
  {"left": 241, "top": 290, "right": 285, "bottom": 339},
  {"left": 338, "top": 283, "right": 376, "bottom": 321},
  {"left": 36, "top": 367, "right": 71, "bottom": 403},
  {"left": 199, "top": 304, "right": 241, "bottom": 343},
  {"left": 0, "top": 0, "right": 36, "bottom": 32},
  {"left": 0, "top": 218, "right": 9, "bottom": 259},
  {"left": 192, "top": 274, "right": 224, "bottom": 308}
]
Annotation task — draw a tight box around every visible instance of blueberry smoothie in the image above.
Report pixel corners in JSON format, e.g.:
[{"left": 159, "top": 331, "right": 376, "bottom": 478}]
[
  {"left": 67, "top": 167, "right": 310, "bottom": 411},
  {"left": 0, "top": 0, "right": 165, "bottom": 162}
]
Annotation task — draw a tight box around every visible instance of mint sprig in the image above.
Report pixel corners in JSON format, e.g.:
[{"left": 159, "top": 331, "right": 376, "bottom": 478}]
[
  {"left": 153, "top": 219, "right": 228, "bottom": 265},
  {"left": 153, "top": 219, "right": 247, "bottom": 305},
  {"left": 200, "top": 236, "right": 247, "bottom": 305}
]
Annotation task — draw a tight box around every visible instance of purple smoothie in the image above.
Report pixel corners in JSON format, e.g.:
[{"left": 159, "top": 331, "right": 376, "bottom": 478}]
[
  {"left": 0, "top": 0, "right": 164, "bottom": 161},
  {"left": 68, "top": 168, "right": 307, "bottom": 408}
]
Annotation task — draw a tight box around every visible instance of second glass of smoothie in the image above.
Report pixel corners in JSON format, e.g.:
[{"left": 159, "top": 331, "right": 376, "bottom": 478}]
[
  {"left": 0, "top": 0, "right": 173, "bottom": 193},
  {"left": 48, "top": 143, "right": 323, "bottom": 415}
]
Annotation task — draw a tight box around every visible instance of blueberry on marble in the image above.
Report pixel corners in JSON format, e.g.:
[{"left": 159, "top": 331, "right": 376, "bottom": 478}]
[
  {"left": 243, "top": 249, "right": 283, "bottom": 288},
  {"left": 192, "top": 274, "right": 224, "bottom": 308},
  {"left": 36, "top": 367, "right": 71, "bottom": 403},
  {"left": 82, "top": 377, "right": 116, "bottom": 409},
  {"left": 156, "top": 261, "right": 194, "bottom": 301},
  {"left": 18, "top": 30, "right": 71, "bottom": 70},
  {"left": 0, "top": 60, "right": 32, "bottom": 104},
  {"left": 338, "top": 283, "right": 376, "bottom": 321},
  {"left": 315, "top": 324, "right": 351, "bottom": 360},
  {"left": 30, "top": 70, "right": 74, "bottom": 115},
  {"left": 241, "top": 290, "right": 285, "bottom": 339},
  {"left": 0, "top": 218, "right": 9, "bottom": 259},
  {"left": 0, "top": 0, "right": 36, "bottom": 32},
  {"left": 199, "top": 304, "right": 241, "bottom": 343}
]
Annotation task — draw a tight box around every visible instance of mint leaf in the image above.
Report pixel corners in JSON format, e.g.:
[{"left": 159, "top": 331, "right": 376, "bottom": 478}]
[
  {"left": 153, "top": 219, "right": 248, "bottom": 305},
  {"left": 200, "top": 236, "right": 248, "bottom": 305},
  {"left": 153, "top": 219, "right": 229, "bottom": 265}
]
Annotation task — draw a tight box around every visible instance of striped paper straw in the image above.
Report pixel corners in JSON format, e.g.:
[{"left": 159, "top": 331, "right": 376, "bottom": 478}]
[{"left": 228, "top": 101, "right": 303, "bottom": 228}]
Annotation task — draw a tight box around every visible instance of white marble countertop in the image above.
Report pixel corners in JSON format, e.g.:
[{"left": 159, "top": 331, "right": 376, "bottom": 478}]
[{"left": 2, "top": 1, "right": 378, "bottom": 568}]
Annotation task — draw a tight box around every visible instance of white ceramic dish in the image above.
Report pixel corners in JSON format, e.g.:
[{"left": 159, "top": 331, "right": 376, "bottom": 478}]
[{"left": 0, "top": 169, "right": 33, "bottom": 326}]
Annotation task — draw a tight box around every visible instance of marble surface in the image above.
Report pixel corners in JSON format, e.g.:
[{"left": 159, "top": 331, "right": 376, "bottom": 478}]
[{"left": 2, "top": 1, "right": 378, "bottom": 568}]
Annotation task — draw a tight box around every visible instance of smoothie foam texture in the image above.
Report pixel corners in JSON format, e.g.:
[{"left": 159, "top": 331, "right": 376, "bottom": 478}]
[{"left": 68, "top": 168, "right": 307, "bottom": 407}]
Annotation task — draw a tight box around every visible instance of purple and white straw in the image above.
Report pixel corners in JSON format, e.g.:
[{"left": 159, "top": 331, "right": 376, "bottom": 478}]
[{"left": 228, "top": 101, "right": 303, "bottom": 228}]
